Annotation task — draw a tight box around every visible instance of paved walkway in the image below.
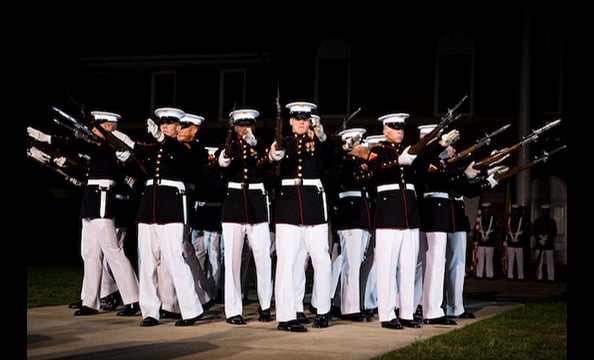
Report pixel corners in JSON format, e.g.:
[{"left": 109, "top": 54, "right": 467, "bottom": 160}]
[{"left": 27, "top": 277, "right": 566, "bottom": 360}]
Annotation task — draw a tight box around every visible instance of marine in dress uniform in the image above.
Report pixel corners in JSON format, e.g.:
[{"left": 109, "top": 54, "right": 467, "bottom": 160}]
[
  {"left": 473, "top": 202, "right": 499, "bottom": 280},
  {"left": 366, "top": 113, "right": 422, "bottom": 329},
  {"left": 28, "top": 112, "right": 141, "bottom": 317},
  {"left": 414, "top": 124, "right": 460, "bottom": 325},
  {"left": 216, "top": 108, "right": 275, "bottom": 324},
  {"left": 269, "top": 101, "right": 333, "bottom": 332},
  {"left": 132, "top": 107, "right": 204, "bottom": 327},
  {"left": 331, "top": 127, "right": 374, "bottom": 322},
  {"left": 505, "top": 204, "right": 530, "bottom": 280},
  {"left": 533, "top": 204, "right": 557, "bottom": 282}
]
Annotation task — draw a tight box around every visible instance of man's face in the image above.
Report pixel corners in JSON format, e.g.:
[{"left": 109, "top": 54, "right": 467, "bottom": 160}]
[
  {"left": 383, "top": 125, "right": 404, "bottom": 144},
  {"left": 177, "top": 125, "right": 199, "bottom": 143},
  {"left": 161, "top": 122, "right": 180, "bottom": 138},
  {"left": 92, "top": 121, "right": 117, "bottom": 138},
  {"left": 290, "top": 117, "right": 310, "bottom": 135},
  {"left": 233, "top": 124, "right": 255, "bottom": 139}
]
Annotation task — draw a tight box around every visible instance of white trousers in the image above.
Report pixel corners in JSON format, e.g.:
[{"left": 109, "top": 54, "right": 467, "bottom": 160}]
[
  {"left": 506, "top": 247, "right": 525, "bottom": 280},
  {"left": 137, "top": 223, "right": 203, "bottom": 320},
  {"left": 193, "top": 229, "right": 223, "bottom": 296},
  {"left": 535, "top": 249, "right": 555, "bottom": 281},
  {"left": 421, "top": 231, "right": 447, "bottom": 319},
  {"left": 445, "top": 231, "right": 467, "bottom": 317},
  {"left": 80, "top": 218, "right": 139, "bottom": 309},
  {"left": 222, "top": 222, "right": 273, "bottom": 318},
  {"left": 476, "top": 246, "right": 494, "bottom": 279},
  {"left": 337, "top": 228, "right": 371, "bottom": 315},
  {"left": 375, "top": 228, "right": 419, "bottom": 322},
  {"left": 275, "top": 223, "right": 331, "bottom": 322}
]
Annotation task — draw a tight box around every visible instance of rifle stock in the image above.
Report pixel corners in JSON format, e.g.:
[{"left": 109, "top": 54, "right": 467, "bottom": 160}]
[
  {"left": 94, "top": 126, "right": 148, "bottom": 175},
  {"left": 493, "top": 144, "right": 566, "bottom": 181}
]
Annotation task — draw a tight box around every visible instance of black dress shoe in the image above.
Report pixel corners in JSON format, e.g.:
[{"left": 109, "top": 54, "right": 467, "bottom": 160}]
[
  {"left": 381, "top": 318, "right": 403, "bottom": 330},
  {"left": 258, "top": 307, "right": 272, "bottom": 322},
  {"left": 69, "top": 300, "right": 82, "bottom": 309},
  {"left": 160, "top": 309, "right": 182, "bottom": 319},
  {"left": 414, "top": 305, "right": 423, "bottom": 321},
  {"left": 296, "top": 312, "right": 310, "bottom": 324},
  {"left": 423, "top": 316, "right": 457, "bottom": 325},
  {"left": 101, "top": 291, "right": 122, "bottom": 311},
  {"left": 202, "top": 299, "right": 215, "bottom": 312},
  {"left": 341, "top": 313, "right": 364, "bottom": 322},
  {"left": 74, "top": 306, "right": 99, "bottom": 316},
  {"left": 175, "top": 314, "right": 202, "bottom": 326},
  {"left": 226, "top": 315, "right": 246, "bottom": 325},
  {"left": 308, "top": 303, "right": 317, "bottom": 314},
  {"left": 117, "top": 302, "right": 140, "bottom": 316},
  {"left": 455, "top": 311, "right": 475, "bottom": 319},
  {"left": 140, "top": 317, "right": 159, "bottom": 327},
  {"left": 400, "top": 319, "right": 421, "bottom": 328},
  {"left": 277, "top": 319, "right": 307, "bottom": 332},
  {"left": 312, "top": 314, "right": 329, "bottom": 328},
  {"left": 361, "top": 309, "right": 374, "bottom": 322},
  {"left": 330, "top": 306, "right": 342, "bottom": 318}
]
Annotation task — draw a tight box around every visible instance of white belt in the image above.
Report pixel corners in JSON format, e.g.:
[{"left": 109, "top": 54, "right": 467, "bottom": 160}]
[
  {"left": 423, "top": 192, "right": 449, "bottom": 199},
  {"left": 115, "top": 194, "right": 130, "bottom": 200},
  {"left": 281, "top": 178, "right": 323, "bottom": 188},
  {"left": 194, "top": 201, "right": 223, "bottom": 208},
  {"left": 146, "top": 179, "right": 186, "bottom": 191},
  {"left": 377, "top": 183, "right": 415, "bottom": 193},
  {"left": 453, "top": 196, "right": 464, "bottom": 201},
  {"left": 338, "top": 191, "right": 367, "bottom": 199},
  {"left": 228, "top": 181, "right": 266, "bottom": 193},
  {"left": 87, "top": 179, "right": 115, "bottom": 188}
]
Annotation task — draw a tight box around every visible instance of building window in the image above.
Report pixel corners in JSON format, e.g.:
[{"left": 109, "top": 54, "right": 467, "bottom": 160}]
[
  {"left": 435, "top": 33, "right": 474, "bottom": 116},
  {"left": 315, "top": 38, "right": 351, "bottom": 116},
  {"left": 219, "top": 69, "right": 246, "bottom": 121},
  {"left": 151, "top": 71, "right": 176, "bottom": 110}
]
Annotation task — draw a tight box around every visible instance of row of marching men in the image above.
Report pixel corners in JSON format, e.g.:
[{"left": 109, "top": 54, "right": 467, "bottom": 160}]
[{"left": 26, "top": 100, "right": 507, "bottom": 331}]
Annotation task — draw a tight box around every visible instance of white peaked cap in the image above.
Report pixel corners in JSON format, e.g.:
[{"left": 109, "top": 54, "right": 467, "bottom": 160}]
[
  {"left": 378, "top": 113, "right": 410, "bottom": 125},
  {"left": 310, "top": 114, "right": 321, "bottom": 121},
  {"left": 338, "top": 128, "right": 367, "bottom": 141},
  {"left": 154, "top": 107, "right": 185, "bottom": 120},
  {"left": 91, "top": 111, "right": 121, "bottom": 122},
  {"left": 481, "top": 202, "right": 492, "bottom": 207},
  {"left": 229, "top": 109, "right": 259, "bottom": 123},
  {"left": 364, "top": 134, "right": 386, "bottom": 145},
  {"left": 205, "top": 146, "right": 219, "bottom": 155},
  {"left": 286, "top": 101, "right": 317, "bottom": 114},
  {"left": 418, "top": 124, "right": 437, "bottom": 135},
  {"left": 541, "top": 204, "right": 551, "bottom": 209},
  {"left": 181, "top": 113, "right": 205, "bottom": 126}
]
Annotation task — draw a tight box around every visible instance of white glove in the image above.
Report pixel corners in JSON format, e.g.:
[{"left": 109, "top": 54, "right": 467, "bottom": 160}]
[
  {"left": 312, "top": 122, "right": 327, "bottom": 142},
  {"left": 27, "top": 127, "right": 52, "bottom": 144},
  {"left": 53, "top": 156, "right": 67, "bottom": 168},
  {"left": 146, "top": 118, "right": 164, "bottom": 142},
  {"left": 503, "top": 241, "right": 508, "bottom": 247},
  {"left": 344, "top": 134, "right": 362, "bottom": 151},
  {"left": 268, "top": 141, "right": 285, "bottom": 161},
  {"left": 398, "top": 145, "right": 417, "bottom": 165},
  {"left": 539, "top": 238, "right": 546, "bottom": 246},
  {"left": 441, "top": 129, "right": 460, "bottom": 147},
  {"left": 243, "top": 127, "right": 258, "bottom": 147},
  {"left": 124, "top": 175, "right": 136, "bottom": 189},
  {"left": 116, "top": 150, "right": 131, "bottom": 162},
  {"left": 218, "top": 150, "right": 231, "bottom": 167},
  {"left": 486, "top": 174, "right": 498, "bottom": 188},
  {"left": 27, "top": 146, "right": 51, "bottom": 163},
  {"left": 488, "top": 165, "right": 509, "bottom": 176},
  {"left": 68, "top": 177, "right": 83, "bottom": 187},
  {"left": 111, "top": 130, "right": 135, "bottom": 149},
  {"left": 489, "top": 149, "right": 510, "bottom": 165},
  {"left": 464, "top": 161, "right": 480, "bottom": 179}
]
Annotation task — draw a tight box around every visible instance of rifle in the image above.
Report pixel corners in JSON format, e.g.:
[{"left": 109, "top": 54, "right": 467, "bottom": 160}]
[
  {"left": 473, "top": 119, "right": 561, "bottom": 169},
  {"left": 338, "top": 107, "right": 362, "bottom": 134},
  {"left": 408, "top": 94, "right": 467, "bottom": 154},
  {"left": 494, "top": 144, "right": 566, "bottom": 182},
  {"left": 274, "top": 84, "right": 284, "bottom": 151},
  {"left": 27, "top": 146, "right": 84, "bottom": 187},
  {"left": 53, "top": 106, "right": 148, "bottom": 174},
  {"left": 447, "top": 123, "right": 511, "bottom": 164},
  {"left": 224, "top": 102, "right": 237, "bottom": 158},
  {"left": 27, "top": 139, "right": 89, "bottom": 171}
]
